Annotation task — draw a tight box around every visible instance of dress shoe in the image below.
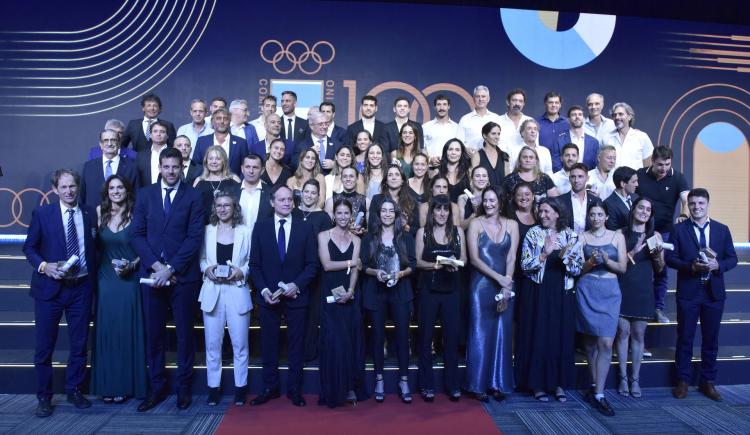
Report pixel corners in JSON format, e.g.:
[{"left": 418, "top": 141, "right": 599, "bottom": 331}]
[
  {"left": 699, "top": 381, "right": 722, "bottom": 402},
  {"left": 67, "top": 390, "right": 92, "bottom": 409},
  {"left": 672, "top": 380, "right": 689, "bottom": 399},
  {"left": 207, "top": 387, "right": 221, "bottom": 406},
  {"left": 137, "top": 393, "right": 166, "bottom": 412},
  {"left": 234, "top": 386, "right": 248, "bottom": 406},
  {"left": 35, "top": 398, "right": 53, "bottom": 418},
  {"left": 251, "top": 388, "right": 280, "bottom": 406},
  {"left": 287, "top": 391, "right": 306, "bottom": 407},
  {"left": 655, "top": 309, "right": 671, "bottom": 324},
  {"left": 176, "top": 392, "right": 192, "bottom": 410}
]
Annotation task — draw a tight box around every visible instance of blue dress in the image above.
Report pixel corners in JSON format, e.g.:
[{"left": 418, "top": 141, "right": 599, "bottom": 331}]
[
  {"left": 576, "top": 242, "right": 622, "bottom": 337},
  {"left": 465, "top": 227, "right": 514, "bottom": 394}
]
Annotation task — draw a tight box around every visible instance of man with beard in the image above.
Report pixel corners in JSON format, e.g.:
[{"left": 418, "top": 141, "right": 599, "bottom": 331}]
[
  {"left": 553, "top": 105, "right": 600, "bottom": 172},
  {"left": 423, "top": 94, "right": 463, "bottom": 167},
  {"left": 602, "top": 102, "right": 654, "bottom": 170},
  {"left": 551, "top": 143, "right": 579, "bottom": 195},
  {"left": 192, "top": 108, "right": 249, "bottom": 176},
  {"left": 346, "top": 95, "right": 387, "bottom": 147},
  {"left": 458, "top": 85, "right": 502, "bottom": 151},
  {"left": 497, "top": 88, "right": 533, "bottom": 154},
  {"left": 584, "top": 93, "right": 616, "bottom": 144},
  {"left": 280, "top": 91, "right": 309, "bottom": 143}
]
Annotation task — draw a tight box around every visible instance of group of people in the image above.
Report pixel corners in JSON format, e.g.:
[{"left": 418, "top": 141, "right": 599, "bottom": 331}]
[{"left": 23, "top": 86, "right": 738, "bottom": 419}]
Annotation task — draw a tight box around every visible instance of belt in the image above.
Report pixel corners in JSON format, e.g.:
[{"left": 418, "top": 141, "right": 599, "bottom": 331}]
[{"left": 62, "top": 274, "right": 88, "bottom": 287}]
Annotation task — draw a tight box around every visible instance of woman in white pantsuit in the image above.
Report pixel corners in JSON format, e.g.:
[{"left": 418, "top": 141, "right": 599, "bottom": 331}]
[{"left": 199, "top": 192, "right": 253, "bottom": 406}]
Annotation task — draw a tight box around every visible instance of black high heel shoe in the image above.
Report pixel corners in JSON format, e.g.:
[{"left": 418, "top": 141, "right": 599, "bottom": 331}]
[
  {"left": 374, "top": 375, "right": 385, "bottom": 403},
  {"left": 398, "top": 378, "right": 412, "bottom": 404}
]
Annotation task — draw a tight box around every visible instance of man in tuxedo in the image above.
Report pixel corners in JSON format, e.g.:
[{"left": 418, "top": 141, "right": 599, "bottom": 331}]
[
  {"left": 319, "top": 101, "right": 347, "bottom": 146},
  {"left": 553, "top": 105, "right": 600, "bottom": 173},
  {"left": 249, "top": 185, "right": 318, "bottom": 407},
  {"left": 87, "top": 119, "right": 137, "bottom": 160},
  {"left": 174, "top": 135, "right": 202, "bottom": 186},
  {"left": 193, "top": 108, "right": 249, "bottom": 176},
  {"left": 292, "top": 109, "right": 338, "bottom": 173},
  {"left": 667, "top": 188, "right": 737, "bottom": 401},
  {"left": 384, "top": 96, "right": 424, "bottom": 153},
  {"left": 239, "top": 154, "right": 274, "bottom": 233},
  {"left": 121, "top": 93, "right": 176, "bottom": 153},
  {"left": 250, "top": 95, "right": 277, "bottom": 141},
  {"left": 131, "top": 147, "right": 205, "bottom": 411},
  {"left": 346, "top": 95, "right": 387, "bottom": 147},
  {"left": 280, "top": 91, "right": 308, "bottom": 143},
  {"left": 23, "top": 169, "right": 98, "bottom": 417},
  {"left": 176, "top": 99, "right": 213, "bottom": 159},
  {"left": 80, "top": 129, "right": 140, "bottom": 207},
  {"left": 559, "top": 163, "right": 601, "bottom": 233},
  {"left": 136, "top": 121, "right": 170, "bottom": 187},
  {"left": 604, "top": 166, "right": 638, "bottom": 231},
  {"left": 229, "top": 99, "right": 260, "bottom": 146},
  {"left": 249, "top": 113, "right": 294, "bottom": 165}
]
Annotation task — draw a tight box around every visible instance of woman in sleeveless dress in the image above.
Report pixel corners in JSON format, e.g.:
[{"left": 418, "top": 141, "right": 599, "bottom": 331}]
[
  {"left": 437, "top": 139, "right": 471, "bottom": 203},
  {"left": 325, "top": 166, "right": 367, "bottom": 237},
  {"left": 465, "top": 186, "right": 519, "bottom": 402},
  {"left": 287, "top": 148, "right": 326, "bottom": 208},
  {"left": 193, "top": 145, "right": 241, "bottom": 221},
  {"left": 390, "top": 123, "right": 419, "bottom": 178},
  {"left": 261, "top": 138, "right": 293, "bottom": 189},
  {"left": 457, "top": 166, "right": 489, "bottom": 230},
  {"left": 576, "top": 202, "right": 627, "bottom": 416},
  {"left": 470, "top": 121, "right": 509, "bottom": 186},
  {"left": 407, "top": 152, "right": 430, "bottom": 204},
  {"left": 91, "top": 175, "right": 146, "bottom": 403},
  {"left": 363, "top": 143, "right": 387, "bottom": 200}
]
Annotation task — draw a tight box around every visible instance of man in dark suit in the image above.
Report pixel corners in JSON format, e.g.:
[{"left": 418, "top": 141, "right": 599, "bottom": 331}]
[
  {"left": 553, "top": 105, "right": 600, "bottom": 173},
  {"left": 23, "top": 169, "right": 98, "bottom": 417},
  {"left": 131, "top": 147, "right": 205, "bottom": 412},
  {"left": 192, "top": 108, "right": 248, "bottom": 176},
  {"left": 667, "top": 188, "right": 737, "bottom": 401},
  {"left": 229, "top": 99, "right": 260, "bottom": 146},
  {"left": 383, "top": 96, "right": 424, "bottom": 153},
  {"left": 135, "top": 121, "right": 170, "bottom": 188},
  {"left": 250, "top": 113, "right": 294, "bottom": 165},
  {"left": 559, "top": 163, "right": 601, "bottom": 232},
  {"left": 280, "top": 91, "right": 309, "bottom": 143},
  {"left": 249, "top": 185, "right": 318, "bottom": 407},
  {"left": 87, "top": 119, "right": 137, "bottom": 160},
  {"left": 239, "top": 154, "right": 274, "bottom": 232},
  {"left": 121, "top": 93, "right": 176, "bottom": 153},
  {"left": 80, "top": 129, "right": 140, "bottom": 207},
  {"left": 346, "top": 95, "right": 388, "bottom": 147},
  {"left": 291, "top": 109, "right": 339, "bottom": 174},
  {"left": 604, "top": 166, "right": 639, "bottom": 231},
  {"left": 319, "top": 102, "right": 347, "bottom": 146},
  {"left": 174, "top": 135, "right": 202, "bottom": 186}
]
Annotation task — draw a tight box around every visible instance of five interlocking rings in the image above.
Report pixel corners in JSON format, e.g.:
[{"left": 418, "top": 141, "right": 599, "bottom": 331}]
[
  {"left": 0, "top": 188, "right": 54, "bottom": 228},
  {"left": 260, "top": 40, "right": 335, "bottom": 75}
]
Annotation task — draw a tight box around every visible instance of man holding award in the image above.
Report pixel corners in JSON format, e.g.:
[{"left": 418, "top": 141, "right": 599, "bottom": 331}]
[{"left": 667, "top": 188, "right": 737, "bottom": 401}]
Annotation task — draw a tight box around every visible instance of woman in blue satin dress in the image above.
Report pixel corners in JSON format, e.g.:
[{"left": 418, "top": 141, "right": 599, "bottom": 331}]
[{"left": 464, "top": 185, "right": 519, "bottom": 402}]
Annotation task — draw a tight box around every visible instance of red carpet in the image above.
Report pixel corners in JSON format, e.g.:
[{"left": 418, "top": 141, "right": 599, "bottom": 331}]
[{"left": 215, "top": 394, "right": 500, "bottom": 435}]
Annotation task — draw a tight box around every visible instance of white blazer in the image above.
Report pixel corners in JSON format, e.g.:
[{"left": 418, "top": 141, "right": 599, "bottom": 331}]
[{"left": 198, "top": 224, "right": 253, "bottom": 314}]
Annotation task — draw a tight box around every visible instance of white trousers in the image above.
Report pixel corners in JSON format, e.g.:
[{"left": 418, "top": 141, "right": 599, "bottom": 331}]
[{"left": 203, "top": 287, "right": 249, "bottom": 388}]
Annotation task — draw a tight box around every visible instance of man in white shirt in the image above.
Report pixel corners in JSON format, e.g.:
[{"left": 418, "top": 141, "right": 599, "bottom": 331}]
[
  {"left": 458, "top": 85, "right": 502, "bottom": 151},
  {"left": 584, "top": 93, "right": 616, "bottom": 144},
  {"left": 602, "top": 102, "right": 654, "bottom": 170},
  {"left": 319, "top": 101, "right": 347, "bottom": 146},
  {"left": 383, "top": 96, "right": 424, "bottom": 153},
  {"left": 176, "top": 99, "right": 212, "bottom": 159},
  {"left": 345, "top": 95, "right": 387, "bottom": 147},
  {"left": 250, "top": 95, "right": 277, "bottom": 141},
  {"left": 551, "top": 143, "right": 579, "bottom": 195},
  {"left": 229, "top": 99, "right": 259, "bottom": 144},
  {"left": 423, "top": 94, "right": 463, "bottom": 167},
  {"left": 497, "top": 88, "right": 533, "bottom": 154},
  {"left": 280, "top": 91, "right": 309, "bottom": 143},
  {"left": 560, "top": 163, "right": 600, "bottom": 233},
  {"left": 587, "top": 145, "right": 617, "bottom": 200},
  {"left": 239, "top": 154, "right": 273, "bottom": 232},
  {"left": 510, "top": 119, "right": 553, "bottom": 175}
]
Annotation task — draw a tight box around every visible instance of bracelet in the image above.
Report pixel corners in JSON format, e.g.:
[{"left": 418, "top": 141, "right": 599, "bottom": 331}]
[
  {"left": 434, "top": 261, "right": 439, "bottom": 270},
  {"left": 39, "top": 261, "right": 47, "bottom": 274}
]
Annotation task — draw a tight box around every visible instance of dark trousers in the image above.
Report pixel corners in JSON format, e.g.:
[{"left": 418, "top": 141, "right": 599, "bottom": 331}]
[
  {"left": 654, "top": 231, "right": 670, "bottom": 310},
  {"left": 418, "top": 290, "right": 459, "bottom": 392},
  {"left": 142, "top": 282, "right": 198, "bottom": 395},
  {"left": 34, "top": 280, "right": 92, "bottom": 399},
  {"left": 675, "top": 285, "right": 724, "bottom": 382},
  {"left": 303, "top": 280, "right": 321, "bottom": 361},
  {"left": 366, "top": 300, "right": 411, "bottom": 377},
  {"left": 258, "top": 303, "right": 307, "bottom": 393}
]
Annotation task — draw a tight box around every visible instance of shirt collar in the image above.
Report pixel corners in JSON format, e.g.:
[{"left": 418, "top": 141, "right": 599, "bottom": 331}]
[
  {"left": 59, "top": 201, "right": 80, "bottom": 215},
  {"left": 274, "top": 213, "right": 291, "bottom": 224},
  {"left": 143, "top": 116, "right": 157, "bottom": 123},
  {"left": 103, "top": 154, "right": 120, "bottom": 165},
  {"left": 160, "top": 179, "right": 181, "bottom": 191}
]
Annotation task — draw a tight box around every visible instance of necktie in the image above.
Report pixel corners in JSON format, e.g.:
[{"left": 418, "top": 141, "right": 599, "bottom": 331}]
[
  {"left": 626, "top": 196, "right": 632, "bottom": 210},
  {"left": 694, "top": 221, "right": 708, "bottom": 249},
  {"left": 66, "top": 209, "right": 80, "bottom": 275},
  {"left": 287, "top": 118, "right": 293, "bottom": 141},
  {"left": 318, "top": 138, "right": 326, "bottom": 162},
  {"left": 104, "top": 160, "right": 113, "bottom": 179},
  {"left": 277, "top": 219, "right": 287, "bottom": 262},
  {"left": 145, "top": 119, "right": 154, "bottom": 140},
  {"left": 164, "top": 187, "right": 174, "bottom": 215}
]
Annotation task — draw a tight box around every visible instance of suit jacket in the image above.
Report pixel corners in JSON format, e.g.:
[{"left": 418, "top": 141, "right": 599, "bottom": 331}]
[
  {"left": 240, "top": 123, "right": 260, "bottom": 147},
  {"left": 553, "top": 131, "right": 600, "bottom": 173},
  {"left": 282, "top": 116, "right": 309, "bottom": 143},
  {"left": 184, "top": 161, "right": 203, "bottom": 187},
  {"left": 136, "top": 149, "right": 161, "bottom": 188},
  {"left": 130, "top": 182, "right": 205, "bottom": 283},
  {"left": 193, "top": 134, "right": 249, "bottom": 177},
  {"left": 330, "top": 125, "right": 347, "bottom": 147},
  {"left": 249, "top": 215, "right": 319, "bottom": 309},
  {"left": 383, "top": 120, "right": 424, "bottom": 154},
  {"left": 198, "top": 224, "right": 253, "bottom": 314},
  {"left": 346, "top": 119, "right": 388, "bottom": 148},
  {"left": 292, "top": 134, "right": 339, "bottom": 173},
  {"left": 121, "top": 118, "right": 176, "bottom": 153},
  {"left": 22, "top": 202, "right": 98, "bottom": 301},
  {"left": 80, "top": 156, "right": 140, "bottom": 207},
  {"left": 250, "top": 138, "right": 295, "bottom": 166},
  {"left": 559, "top": 190, "right": 602, "bottom": 231},
  {"left": 87, "top": 145, "right": 137, "bottom": 161},
  {"left": 604, "top": 192, "right": 637, "bottom": 231},
  {"left": 666, "top": 219, "right": 738, "bottom": 301}
]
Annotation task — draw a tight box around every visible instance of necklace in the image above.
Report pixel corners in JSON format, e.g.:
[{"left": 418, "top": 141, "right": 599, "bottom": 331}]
[
  {"left": 209, "top": 179, "right": 223, "bottom": 198},
  {"left": 300, "top": 207, "right": 316, "bottom": 221},
  {"left": 591, "top": 229, "right": 606, "bottom": 238}
]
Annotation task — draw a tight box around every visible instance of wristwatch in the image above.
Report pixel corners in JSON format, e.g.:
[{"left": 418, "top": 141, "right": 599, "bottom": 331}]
[{"left": 166, "top": 264, "right": 175, "bottom": 274}]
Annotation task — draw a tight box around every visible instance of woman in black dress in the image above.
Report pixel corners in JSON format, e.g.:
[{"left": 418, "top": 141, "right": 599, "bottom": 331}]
[
  {"left": 407, "top": 152, "right": 430, "bottom": 204},
  {"left": 502, "top": 146, "right": 559, "bottom": 203},
  {"left": 470, "top": 121, "right": 509, "bottom": 186},
  {"left": 193, "top": 145, "right": 241, "bottom": 219},
  {"left": 438, "top": 139, "right": 471, "bottom": 203},
  {"left": 615, "top": 197, "right": 665, "bottom": 398},
  {"left": 506, "top": 181, "right": 537, "bottom": 285},
  {"left": 325, "top": 166, "right": 367, "bottom": 237},
  {"left": 368, "top": 165, "right": 418, "bottom": 237},
  {"left": 261, "top": 138, "right": 293, "bottom": 189},
  {"left": 317, "top": 198, "right": 365, "bottom": 407},
  {"left": 418, "top": 175, "right": 460, "bottom": 228},
  {"left": 361, "top": 197, "right": 416, "bottom": 404},
  {"left": 457, "top": 166, "right": 490, "bottom": 230},
  {"left": 415, "top": 194, "right": 467, "bottom": 402}
]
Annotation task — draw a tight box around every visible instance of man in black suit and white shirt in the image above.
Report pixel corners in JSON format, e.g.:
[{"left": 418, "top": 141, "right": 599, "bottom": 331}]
[
  {"left": 604, "top": 166, "right": 639, "bottom": 231},
  {"left": 280, "top": 91, "right": 308, "bottom": 143},
  {"left": 384, "top": 96, "right": 424, "bottom": 153},
  {"left": 346, "top": 95, "right": 387, "bottom": 148},
  {"left": 121, "top": 93, "right": 176, "bottom": 153},
  {"left": 559, "top": 163, "right": 601, "bottom": 232},
  {"left": 80, "top": 129, "right": 140, "bottom": 207},
  {"left": 174, "top": 135, "right": 202, "bottom": 187},
  {"left": 136, "top": 121, "right": 170, "bottom": 187},
  {"left": 319, "top": 102, "right": 347, "bottom": 147}
]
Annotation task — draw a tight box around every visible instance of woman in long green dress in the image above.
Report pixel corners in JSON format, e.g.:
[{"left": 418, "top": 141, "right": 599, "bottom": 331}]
[{"left": 91, "top": 175, "right": 147, "bottom": 403}]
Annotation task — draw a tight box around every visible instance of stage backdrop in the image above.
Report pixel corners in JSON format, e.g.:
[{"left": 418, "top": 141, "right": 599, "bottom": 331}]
[{"left": 1, "top": 0, "right": 749, "bottom": 240}]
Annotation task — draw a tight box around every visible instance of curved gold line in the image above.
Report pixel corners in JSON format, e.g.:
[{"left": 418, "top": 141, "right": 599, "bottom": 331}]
[
  {"left": 0, "top": 0, "right": 130, "bottom": 37},
  {"left": 679, "top": 109, "right": 750, "bottom": 170},
  {"left": 420, "top": 83, "right": 475, "bottom": 122},
  {"left": 367, "top": 81, "right": 431, "bottom": 125},
  {"left": 668, "top": 95, "right": 750, "bottom": 150}
]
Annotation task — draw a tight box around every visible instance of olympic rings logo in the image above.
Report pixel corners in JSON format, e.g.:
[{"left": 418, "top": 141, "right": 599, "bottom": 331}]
[
  {"left": 260, "top": 40, "right": 335, "bottom": 75},
  {"left": 0, "top": 188, "right": 55, "bottom": 228}
]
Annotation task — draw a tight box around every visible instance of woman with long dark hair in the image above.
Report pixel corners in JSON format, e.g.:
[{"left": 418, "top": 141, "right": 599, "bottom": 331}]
[
  {"left": 470, "top": 121, "right": 509, "bottom": 186},
  {"left": 325, "top": 166, "right": 367, "bottom": 237},
  {"left": 418, "top": 175, "right": 460, "bottom": 228},
  {"left": 261, "top": 138, "right": 293, "bottom": 188},
  {"left": 457, "top": 166, "right": 490, "bottom": 229},
  {"left": 287, "top": 148, "right": 327, "bottom": 208},
  {"left": 368, "top": 165, "right": 418, "bottom": 236},
  {"left": 407, "top": 152, "right": 430, "bottom": 204},
  {"left": 353, "top": 130, "right": 373, "bottom": 174},
  {"left": 391, "top": 123, "right": 420, "bottom": 177},
  {"left": 363, "top": 143, "right": 388, "bottom": 200},
  {"left": 438, "top": 139, "right": 472, "bottom": 203}
]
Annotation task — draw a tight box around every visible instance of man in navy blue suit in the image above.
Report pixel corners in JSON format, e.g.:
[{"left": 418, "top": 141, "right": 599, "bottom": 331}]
[
  {"left": 23, "top": 169, "right": 98, "bottom": 417},
  {"left": 249, "top": 113, "right": 294, "bottom": 165},
  {"left": 87, "top": 119, "right": 137, "bottom": 160},
  {"left": 280, "top": 91, "right": 309, "bottom": 143},
  {"left": 319, "top": 102, "right": 347, "bottom": 146},
  {"left": 249, "top": 185, "right": 318, "bottom": 407},
  {"left": 667, "top": 188, "right": 737, "bottom": 401},
  {"left": 553, "top": 105, "right": 600, "bottom": 173},
  {"left": 193, "top": 108, "right": 248, "bottom": 176},
  {"left": 131, "top": 147, "right": 205, "bottom": 411},
  {"left": 121, "top": 93, "right": 176, "bottom": 153},
  {"left": 80, "top": 129, "right": 140, "bottom": 207},
  {"left": 292, "top": 109, "right": 339, "bottom": 174},
  {"left": 229, "top": 99, "right": 260, "bottom": 146}
]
